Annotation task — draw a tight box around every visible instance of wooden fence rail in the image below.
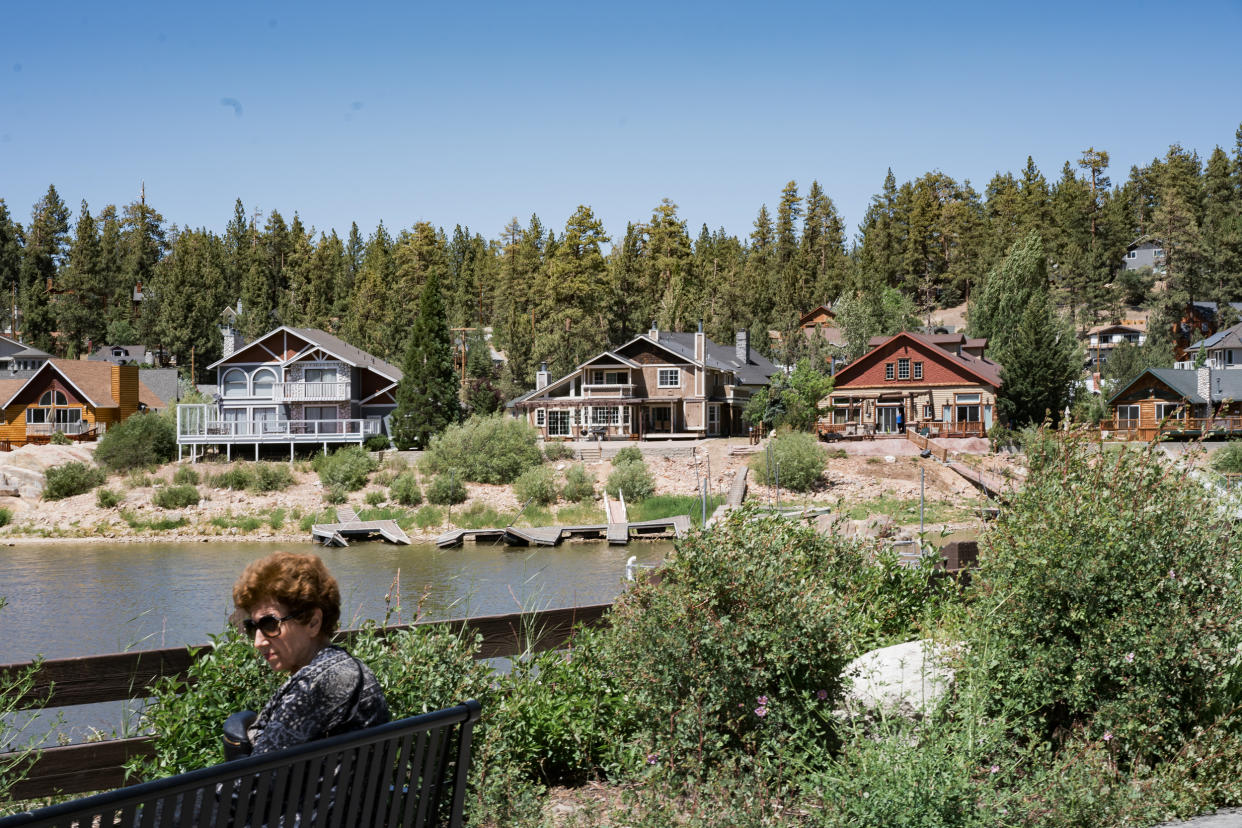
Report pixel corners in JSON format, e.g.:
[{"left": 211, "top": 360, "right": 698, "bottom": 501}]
[{"left": 0, "top": 603, "right": 611, "bottom": 801}]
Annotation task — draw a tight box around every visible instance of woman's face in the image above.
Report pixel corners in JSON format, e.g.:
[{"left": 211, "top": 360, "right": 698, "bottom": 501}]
[{"left": 245, "top": 598, "right": 325, "bottom": 674}]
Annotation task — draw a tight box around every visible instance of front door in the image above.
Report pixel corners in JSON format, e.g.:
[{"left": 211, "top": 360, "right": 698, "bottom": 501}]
[
  {"left": 877, "top": 406, "right": 899, "bottom": 434},
  {"left": 651, "top": 405, "right": 672, "bottom": 433}
]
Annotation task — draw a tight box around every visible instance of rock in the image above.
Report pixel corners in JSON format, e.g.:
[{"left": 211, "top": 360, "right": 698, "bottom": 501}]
[
  {"left": 884, "top": 455, "right": 896, "bottom": 463},
  {"left": 860, "top": 514, "right": 895, "bottom": 539},
  {"left": 842, "top": 639, "right": 954, "bottom": 719},
  {"left": 164, "top": 511, "right": 183, "bottom": 523}
]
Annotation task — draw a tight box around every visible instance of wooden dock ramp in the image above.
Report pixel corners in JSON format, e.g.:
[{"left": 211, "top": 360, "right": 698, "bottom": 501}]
[{"left": 311, "top": 504, "right": 412, "bottom": 547}]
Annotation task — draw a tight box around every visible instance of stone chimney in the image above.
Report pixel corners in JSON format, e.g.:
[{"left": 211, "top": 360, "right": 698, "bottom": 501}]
[
  {"left": 536, "top": 361, "right": 550, "bottom": 391},
  {"left": 735, "top": 330, "right": 750, "bottom": 365},
  {"left": 694, "top": 320, "right": 705, "bottom": 362},
  {"left": 1198, "top": 365, "right": 1212, "bottom": 401},
  {"left": 648, "top": 322, "right": 659, "bottom": 343}
]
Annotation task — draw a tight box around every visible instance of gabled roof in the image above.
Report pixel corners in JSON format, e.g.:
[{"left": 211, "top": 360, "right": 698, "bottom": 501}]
[
  {"left": 1087, "top": 322, "right": 1145, "bottom": 336},
  {"left": 208, "top": 326, "right": 401, "bottom": 381},
  {"left": 1107, "top": 366, "right": 1242, "bottom": 406},
  {"left": 836, "top": 331, "right": 1003, "bottom": 389},
  {"left": 797, "top": 304, "right": 835, "bottom": 327},
  {"left": 1, "top": 359, "right": 166, "bottom": 410},
  {"left": 1188, "top": 320, "right": 1242, "bottom": 352},
  {"left": 578, "top": 351, "right": 640, "bottom": 369}
]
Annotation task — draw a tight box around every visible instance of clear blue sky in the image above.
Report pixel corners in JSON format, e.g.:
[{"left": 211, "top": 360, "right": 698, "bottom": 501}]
[{"left": 2, "top": 0, "right": 1240, "bottom": 247}]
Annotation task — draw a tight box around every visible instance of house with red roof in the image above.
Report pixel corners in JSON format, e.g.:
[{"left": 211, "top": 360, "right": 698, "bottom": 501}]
[{"left": 821, "top": 332, "right": 1003, "bottom": 437}]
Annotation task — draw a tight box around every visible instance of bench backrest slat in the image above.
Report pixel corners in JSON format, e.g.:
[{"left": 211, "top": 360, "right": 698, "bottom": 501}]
[{"left": 0, "top": 700, "right": 482, "bottom": 828}]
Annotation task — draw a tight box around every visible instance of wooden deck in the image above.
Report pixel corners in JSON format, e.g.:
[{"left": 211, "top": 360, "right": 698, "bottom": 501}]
[
  {"left": 311, "top": 505, "right": 411, "bottom": 547},
  {"left": 436, "top": 515, "right": 692, "bottom": 548}
]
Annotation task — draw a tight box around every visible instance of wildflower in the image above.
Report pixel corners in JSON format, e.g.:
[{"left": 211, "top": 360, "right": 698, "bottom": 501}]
[
  {"left": 646, "top": 752, "right": 659, "bottom": 765},
  {"left": 989, "top": 765, "right": 999, "bottom": 774},
  {"left": 1103, "top": 731, "right": 1113, "bottom": 742},
  {"left": 755, "top": 707, "right": 768, "bottom": 718},
  {"left": 757, "top": 695, "right": 769, "bottom": 706},
  {"left": 1124, "top": 652, "right": 1134, "bottom": 663},
  {"left": 816, "top": 689, "right": 828, "bottom": 701}
]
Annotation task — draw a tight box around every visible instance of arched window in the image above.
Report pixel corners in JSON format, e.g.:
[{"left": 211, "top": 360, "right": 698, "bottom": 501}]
[
  {"left": 252, "top": 368, "right": 277, "bottom": 398},
  {"left": 223, "top": 369, "right": 248, "bottom": 397},
  {"left": 38, "top": 390, "right": 67, "bottom": 406}
]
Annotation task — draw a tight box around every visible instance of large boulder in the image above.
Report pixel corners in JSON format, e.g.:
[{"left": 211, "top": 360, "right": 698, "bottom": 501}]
[{"left": 841, "top": 638, "right": 954, "bottom": 719}]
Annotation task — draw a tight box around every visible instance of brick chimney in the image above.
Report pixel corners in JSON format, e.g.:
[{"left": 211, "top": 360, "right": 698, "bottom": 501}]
[{"left": 735, "top": 330, "right": 750, "bottom": 365}]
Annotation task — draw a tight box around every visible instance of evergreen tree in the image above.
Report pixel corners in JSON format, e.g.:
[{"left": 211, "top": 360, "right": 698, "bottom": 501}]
[
  {"left": 390, "top": 266, "right": 458, "bottom": 450},
  {"left": 1202, "top": 146, "right": 1242, "bottom": 299},
  {"left": 608, "top": 221, "right": 645, "bottom": 343},
  {"left": 19, "top": 185, "right": 70, "bottom": 350},
  {"left": 856, "top": 168, "right": 902, "bottom": 288},
  {"left": 773, "top": 181, "right": 802, "bottom": 324},
  {"left": 144, "top": 228, "right": 228, "bottom": 380},
  {"left": 97, "top": 206, "right": 130, "bottom": 339},
  {"left": 970, "top": 232, "right": 1049, "bottom": 350},
  {"left": 646, "top": 200, "right": 694, "bottom": 331},
  {"left": 122, "top": 192, "right": 167, "bottom": 347},
  {"left": 58, "top": 201, "right": 105, "bottom": 354},
  {"left": 800, "top": 181, "right": 849, "bottom": 308},
  {"left": 1100, "top": 338, "right": 1173, "bottom": 394},
  {"left": 339, "top": 221, "right": 364, "bottom": 321},
  {"left": 495, "top": 215, "right": 544, "bottom": 395},
  {"left": 306, "top": 231, "right": 346, "bottom": 330},
  {"left": 392, "top": 222, "right": 449, "bottom": 344},
  {"left": 280, "top": 215, "right": 315, "bottom": 326},
  {"left": 699, "top": 227, "right": 749, "bottom": 347},
  {"left": 533, "top": 205, "right": 610, "bottom": 377},
  {"left": 463, "top": 327, "right": 502, "bottom": 416},
  {"left": 742, "top": 205, "right": 775, "bottom": 334},
  {"left": 995, "top": 288, "right": 1080, "bottom": 427},
  {"left": 341, "top": 223, "right": 396, "bottom": 358},
  {"left": 0, "top": 200, "right": 24, "bottom": 333}
]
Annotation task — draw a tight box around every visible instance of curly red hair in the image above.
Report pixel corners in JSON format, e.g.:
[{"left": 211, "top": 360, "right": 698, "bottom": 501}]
[{"left": 233, "top": 552, "right": 342, "bottom": 637}]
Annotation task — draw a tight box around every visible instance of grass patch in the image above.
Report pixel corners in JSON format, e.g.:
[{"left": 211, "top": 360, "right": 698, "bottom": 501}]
[
  {"left": 553, "top": 502, "right": 603, "bottom": 526},
  {"left": 121, "top": 511, "right": 188, "bottom": 531},
  {"left": 299, "top": 509, "right": 337, "bottom": 532},
  {"left": 210, "top": 513, "right": 264, "bottom": 532},
  {"left": 413, "top": 505, "right": 443, "bottom": 529},
  {"left": 356, "top": 506, "right": 417, "bottom": 531},
  {"left": 453, "top": 503, "right": 510, "bottom": 529},
  {"left": 630, "top": 494, "right": 726, "bottom": 526},
  {"left": 842, "top": 494, "right": 972, "bottom": 524}
]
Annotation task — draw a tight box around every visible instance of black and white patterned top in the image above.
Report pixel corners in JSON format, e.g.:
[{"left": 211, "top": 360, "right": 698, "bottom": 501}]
[{"left": 247, "top": 645, "right": 389, "bottom": 755}]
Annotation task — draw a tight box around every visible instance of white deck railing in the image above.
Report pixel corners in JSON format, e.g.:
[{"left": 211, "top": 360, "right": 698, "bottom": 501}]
[
  {"left": 177, "top": 405, "right": 378, "bottom": 443},
  {"left": 26, "top": 421, "right": 91, "bottom": 436},
  {"left": 271, "top": 382, "right": 350, "bottom": 402}
]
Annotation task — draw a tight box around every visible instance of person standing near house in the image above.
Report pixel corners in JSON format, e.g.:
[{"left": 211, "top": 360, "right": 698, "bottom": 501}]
[{"left": 896, "top": 407, "right": 904, "bottom": 433}]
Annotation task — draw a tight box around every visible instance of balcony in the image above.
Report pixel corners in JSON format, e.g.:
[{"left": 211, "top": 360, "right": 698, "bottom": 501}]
[
  {"left": 176, "top": 405, "right": 378, "bottom": 445},
  {"left": 26, "top": 421, "right": 91, "bottom": 437},
  {"left": 271, "top": 382, "right": 350, "bottom": 403}
]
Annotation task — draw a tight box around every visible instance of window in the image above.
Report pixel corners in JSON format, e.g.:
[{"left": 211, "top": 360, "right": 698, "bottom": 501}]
[
  {"left": 252, "top": 369, "right": 277, "bottom": 398},
  {"left": 956, "top": 404, "right": 980, "bottom": 423},
  {"left": 38, "top": 390, "right": 67, "bottom": 406},
  {"left": 1127, "top": 251, "right": 1137, "bottom": 259},
  {"left": 1155, "top": 403, "right": 1181, "bottom": 420},
  {"left": 590, "top": 370, "right": 627, "bottom": 385},
  {"left": 884, "top": 363, "right": 894, "bottom": 380},
  {"left": 304, "top": 367, "right": 334, "bottom": 383},
  {"left": 547, "top": 409, "right": 571, "bottom": 437},
  {"left": 591, "top": 406, "right": 621, "bottom": 425},
  {"left": 25, "top": 407, "right": 47, "bottom": 424},
  {"left": 223, "top": 369, "right": 247, "bottom": 397},
  {"left": 1117, "top": 404, "right": 1140, "bottom": 425},
  {"left": 535, "top": 408, "right": 545, "bottom": 427},
  {"left": 913, "top": 361, "right": 923, "bottom": 380},
  {"left": 956, "top": 394, "right": 981, "bottom": 404},
  {"left": 923, "top": 404, "right": 934, "bottom": 419},
  {"left": 305, "top": 406, "right": 339, "bottom": 433},
  {"left": 897, "top": 358, "right": 910, "bottom": 380},
  {"left": 658, "top": 368, "right": 681, "bottom": 388}
]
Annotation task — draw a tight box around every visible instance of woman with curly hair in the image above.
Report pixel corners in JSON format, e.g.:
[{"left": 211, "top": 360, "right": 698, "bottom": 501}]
[{"left": 230, "top": 551, "right": 388, "bottom": 755}]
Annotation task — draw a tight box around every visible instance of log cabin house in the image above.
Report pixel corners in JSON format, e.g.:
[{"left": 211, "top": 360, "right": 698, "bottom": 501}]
[
  {"left": 0, "top": 360, "right": 163, "bottom": 446},
  {"left": 1106, "top": 366, "right": 1242, "bottom": 440},
  {"left": 821, "top": 332, "right": 1002, "bottom": 437}
]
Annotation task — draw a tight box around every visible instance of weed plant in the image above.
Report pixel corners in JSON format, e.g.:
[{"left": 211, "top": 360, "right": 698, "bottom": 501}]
[
  {"left": 512, "top": 465, "right": 558, "bottom": 506},
  {"left": 748, "top": 429, "right": 826, "bottom": 491},
  {"left": 426, "top": 474, "right": 466, "bottom": 506},
  {"left": 389, "top": 472, "right": 423, "bottom": 506},
  {"left": 560, "top": 464, "right": 596, "bottom": 502},
  {"left": 153, "top": 485, "right": 200, "bottom": 509},
  {"left": 412, "top": 505, "right": 443, "bottom": 529},
  {"left": 42, "top": 462, "right": 105, "bottom": 500},
  {"left": 210, "top": 513, "right": 263, "bottom": 532},
  {"left": 542, "top": 441, "right": 575, "bottom": 461},
  {"left": 172, "top": 466, "right": 199, "bottom": 486},
  {"left": 629, "top": 494, "right": 725, "bottom": 525},
  {"left": 422, "top": 415, "right": 542, "bottom": 484},
  {"left": 95, "top": 413, "right": 176, "bottom": 472},
  {"left": 313, "top": 446, "right": 376, "bottom": 492},
  {"left": 0, "top": 507, "right": 11, "bottom": 527},
  {"left": 453, "top": 503, "right": 509, "bottom": 529},
  {"left": 605, "top": 454, "right": 654, "bottom": 501},
  {"left": 121, "top": 511, "right": 187, "bottom": 531},
  {"left": 364, "top": 489, "right": 386, "bottom": 507},
  {"left": 95, "top": 488, "right": 123, "bottom": 508}
]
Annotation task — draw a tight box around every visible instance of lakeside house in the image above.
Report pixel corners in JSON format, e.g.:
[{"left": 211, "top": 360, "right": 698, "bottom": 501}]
[
  {"left": 507, "top": 326, "right": 777, "bottom": 439},
  {"left": 0, "top": 360, "right": 163, "bottom": 446},
  {"left": 176, "top": 323, "right": 401, "bottom": 460},
  {"left": 0, "top": 334, "right": 52, "bottom": 378},
  {"left": 822, "top": 331, "right": 1002, "bottom": 437},
  {"left": 1106, "top": 365, "right": 1242, "bottom": 440}
]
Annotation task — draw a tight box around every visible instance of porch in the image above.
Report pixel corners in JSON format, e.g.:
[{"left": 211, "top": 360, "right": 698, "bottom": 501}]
[{"left": 176, "top": 404, "right": 379, "bottom": 461}]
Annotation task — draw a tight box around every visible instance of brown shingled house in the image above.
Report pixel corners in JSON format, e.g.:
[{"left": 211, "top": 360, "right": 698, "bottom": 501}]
[{"left": 0, "top": 360, "right": 164, "bottom": 446}]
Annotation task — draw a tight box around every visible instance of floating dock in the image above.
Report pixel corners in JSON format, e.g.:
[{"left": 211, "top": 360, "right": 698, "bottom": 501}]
[
  {"left": 311, "top": 506, "right": 412, "bottom": 548},
  {"left": 435, "top": 514, "right": 691, "bottom": 549}
]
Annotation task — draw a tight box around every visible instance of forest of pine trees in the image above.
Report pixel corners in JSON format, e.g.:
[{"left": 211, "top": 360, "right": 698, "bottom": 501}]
[{"left": 2, "top": 125, "right": 1240, "bottom": 401}]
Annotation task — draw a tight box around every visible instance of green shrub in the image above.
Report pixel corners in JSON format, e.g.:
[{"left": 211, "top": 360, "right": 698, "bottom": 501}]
[
  {"left": 323, "top": 486, "right": 347, "bottom": 505},
  {"left": 422, "top": 414, "right": 542, "bottom": 484},
  {"left": 153, "top": 484, "right": 200, "bottom": 509},
  {"left": 513, "top": 465, "right": 559, "bottom": 506},
  {"left": 122, "top": 511, "right": 187, "bottom": 531},
  {"left": 49, "top": 430, "right": 71, "bottom": 445},
  {"left": 208, "top": 466, "right": 253, "bottom": 490},
  {"left": 612, "top": 445, "right": 644, "bottom": 465},
  {"left": 96, "top": 488, "right": 123, "bottom": 508},
  {"left": 1211, "top": 441, "right": 1242, "bottom": 473},
  {"left": 413, "top": 505, "right": 443, "bottom": 529},
  {"left": 126, "top": 470, "right": 153, "bottom": 487},
  {"left": 748, "top": 429, "right": 826, "bottom": 491},
  {"left": 542, "top": 441, "right": 575, "bottom": 461},
  {"left": 172, "top": 466, "right": 200, "bottom": 486},
  {"left": 0, "top": 507, "right": 10, "bottom": 527},
  {"left": 267, "top": 508, "right": 286, "bottom": 530},
  {"left": 962, "top": 431, "right": 1242, "bottom": 765},
  {"left": 390, "top": 472, "right": 423, "bottom": 506},
  {"left": 94, "top": 412, "right": 176, "bottom": 472},
  {"left": 426, "top": 473, "right": 467, "bottom": 506},
  {"left": 560, "top": 464, "right": 596, "bottom": 502},
  {"left": 43, "top": 461, "right": 106, "bottom": 500},
  {"left": 364, "top": 433, "right": 391, "bottom": 452},
  {"left": 605, "top": 457, "right": 655, "bottom": 501},
  {"left": 210, "top": 513, "right": 263, "bottom": 532},
  {"left": 454, "top": 503, "right": 508, "bottom": 529},
  {"left": 251, "top": 462, "right": 294, "bottom": 492},
  {"left": 364, "top": 489, "right": 386, "bottom": 506},
  {"left": 313, "top": 446, "right": 376, "bottom": 491}
]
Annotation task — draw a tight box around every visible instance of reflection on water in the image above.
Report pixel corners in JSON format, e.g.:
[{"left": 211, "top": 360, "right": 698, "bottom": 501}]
[{"left": 0, "top": 539, "right": 671, "bottom": 743}]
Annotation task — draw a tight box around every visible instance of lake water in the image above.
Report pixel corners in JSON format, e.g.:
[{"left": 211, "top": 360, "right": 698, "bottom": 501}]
[{"left": 0, "top": 538, "right": 672, "bottom": 742}]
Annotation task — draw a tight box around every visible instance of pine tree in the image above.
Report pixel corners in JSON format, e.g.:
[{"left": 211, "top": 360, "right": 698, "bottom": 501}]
[
  {"left": 995, "top": 289, "right": 1080, "bottom": 427},
  {"left": 19, "top": 185, "right": 70, "bottom": 351},
  {"left": 800, "top": 181, "right": 849, "bottom": 307},
  {"left": 144, "top": 228, "right": 228, "bottom": 380},
  {"left": 533, "top": 205, "right": 610, "bottom": 377},
  {"left": 646, "top": 200, "right": 694, "bottom": 331},
  {"left": 392, "top": 222, "right": 449, "bottom": 344},
  {"left": 58, "top": 201, "right": 104, "bottom": 355},
  {"left": 1202, "top": 146, "right": 1242, "bottom": 298},
  {"left": 856, "top": 169, "right": 902, "bottom": 288},
  {"left": 0, "top": 200, "right": 24, "bottom": 333},
  {"left": 97, "top": 206, "right": 131, "bottom": 340},
  {"left": 495, "top": 215, "right": 544, "bottom": 395},
  {"left": 742, "top": 205, "right": 775, "bottom": 333},
  {"left": 122, "top": 192, "right": 167, "bottom": 347},
  {"left": 773, "top": 181, "right": 802, "bottom": 324},
  {"left": 306, "top": 231, "right": 346, "bottom": 330},
  {"left": 608, "top": 221, "right": 645, "bottom": 342},
  {"left": 390, "top": 266, "right": 458, "bottom": 450},
  {"left": 969, "top": 232, "right": 1048, "bottom": 350},
  {"left": 341, "top": 223, "right": 396, "bottom": 358}
]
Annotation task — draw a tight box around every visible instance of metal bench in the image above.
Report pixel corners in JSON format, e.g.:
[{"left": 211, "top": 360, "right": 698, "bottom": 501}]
[{"left": 0, "top": 700, "right": 482, "bottom": 828}]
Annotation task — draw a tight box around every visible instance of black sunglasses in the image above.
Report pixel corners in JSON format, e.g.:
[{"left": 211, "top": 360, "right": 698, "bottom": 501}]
[{"left": 242, "top": 613, "right": 296, "bottom": 638}]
